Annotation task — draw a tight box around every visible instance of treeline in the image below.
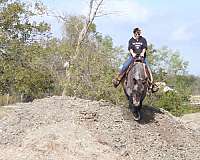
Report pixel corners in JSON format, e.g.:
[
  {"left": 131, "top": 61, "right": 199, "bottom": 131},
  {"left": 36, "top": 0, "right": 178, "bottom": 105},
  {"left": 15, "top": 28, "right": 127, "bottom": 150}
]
[{"left": 0, "top": 1, "right": 200, "bottom": 115}]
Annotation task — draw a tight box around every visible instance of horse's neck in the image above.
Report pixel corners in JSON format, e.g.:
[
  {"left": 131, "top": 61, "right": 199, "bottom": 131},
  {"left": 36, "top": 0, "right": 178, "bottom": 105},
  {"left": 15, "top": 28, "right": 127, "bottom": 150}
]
[{"left": 132, "top": 63, "right": 145, "bottom": 79}]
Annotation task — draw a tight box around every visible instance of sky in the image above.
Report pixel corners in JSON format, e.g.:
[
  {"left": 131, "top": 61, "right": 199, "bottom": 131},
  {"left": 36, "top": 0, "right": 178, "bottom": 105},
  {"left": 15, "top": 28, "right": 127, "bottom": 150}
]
[{"left": 40, "top": 0, "right": 200, "bottom": 76}]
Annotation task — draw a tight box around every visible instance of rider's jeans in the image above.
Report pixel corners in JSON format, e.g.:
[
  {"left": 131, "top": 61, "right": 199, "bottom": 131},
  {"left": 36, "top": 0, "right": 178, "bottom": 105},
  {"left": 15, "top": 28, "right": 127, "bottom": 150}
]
[{"left": 119, "top": 55, "right": 147, "bottom": 74}]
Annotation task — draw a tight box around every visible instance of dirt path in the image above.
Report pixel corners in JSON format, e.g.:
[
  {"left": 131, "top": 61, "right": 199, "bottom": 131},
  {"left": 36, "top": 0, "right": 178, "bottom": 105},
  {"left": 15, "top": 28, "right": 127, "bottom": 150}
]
[{"left": 0, "top": 96, "right": 200, "bottom": 160}]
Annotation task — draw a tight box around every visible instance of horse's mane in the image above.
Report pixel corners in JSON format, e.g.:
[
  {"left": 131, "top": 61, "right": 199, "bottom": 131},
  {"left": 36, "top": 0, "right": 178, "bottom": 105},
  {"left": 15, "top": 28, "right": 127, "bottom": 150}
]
[{"left": 129, "top": 62, "right": 146, "bottom": 81}]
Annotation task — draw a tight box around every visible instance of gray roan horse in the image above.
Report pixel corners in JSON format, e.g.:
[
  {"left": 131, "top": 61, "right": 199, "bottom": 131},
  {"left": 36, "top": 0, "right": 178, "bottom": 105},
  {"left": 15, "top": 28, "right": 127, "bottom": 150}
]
[{"left": 122, "top": 58, "right": 148, "bottom": 121}]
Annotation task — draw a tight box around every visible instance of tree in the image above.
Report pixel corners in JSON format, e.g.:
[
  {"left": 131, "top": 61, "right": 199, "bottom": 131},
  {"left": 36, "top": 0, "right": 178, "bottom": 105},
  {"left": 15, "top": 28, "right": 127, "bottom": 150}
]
[
  {"left": 147, "top": 46, "right": 189, "bottom": 80},
  {"left": 62, "top": 0, "right": 105, "bottom": 96},
  {"left": 0, "top": 0, "right": 54, "bottom": 100},
  {"left": 48, "top": 13, "right": 125, "bottom": 102},
  {"left": 76, "top": 0, "right": 104, "bottom": 52}
]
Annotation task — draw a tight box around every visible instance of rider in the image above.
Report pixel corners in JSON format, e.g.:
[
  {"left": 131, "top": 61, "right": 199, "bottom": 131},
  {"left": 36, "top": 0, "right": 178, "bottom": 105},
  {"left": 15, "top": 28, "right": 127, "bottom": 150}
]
[{"left": 112, "top": 27, "right": 155, "bottom": 91}]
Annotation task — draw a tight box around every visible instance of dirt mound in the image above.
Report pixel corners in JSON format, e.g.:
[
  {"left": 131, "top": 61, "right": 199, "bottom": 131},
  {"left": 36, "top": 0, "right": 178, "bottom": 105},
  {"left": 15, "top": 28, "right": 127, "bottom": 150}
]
[
  {"left": 0, "top": 96, "right": 200, "bottom": 160},
  {"left": 180, "top": 112, "right": 200, "bottom": 131}
]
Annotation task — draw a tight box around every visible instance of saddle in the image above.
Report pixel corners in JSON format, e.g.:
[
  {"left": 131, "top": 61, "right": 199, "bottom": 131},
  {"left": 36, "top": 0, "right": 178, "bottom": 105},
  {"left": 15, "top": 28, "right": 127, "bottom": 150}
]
[{"left": 125, "top": 59, "right": 149, "bottom": 81}]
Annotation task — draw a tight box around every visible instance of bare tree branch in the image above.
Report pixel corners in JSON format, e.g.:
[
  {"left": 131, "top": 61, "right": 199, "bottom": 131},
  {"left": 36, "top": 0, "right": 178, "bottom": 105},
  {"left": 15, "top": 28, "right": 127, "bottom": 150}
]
[
  {"left": 94, "top": 11, "right": 121, "bottom": 18},
  {"left": 62, "top": 0, "right": 107, "bottom": 96},
  {"left": 46, "top": 9, "right": 68, "bottom": 22},
  {"left": 76, "top": 0, "right": 104, "bottom": 53}
]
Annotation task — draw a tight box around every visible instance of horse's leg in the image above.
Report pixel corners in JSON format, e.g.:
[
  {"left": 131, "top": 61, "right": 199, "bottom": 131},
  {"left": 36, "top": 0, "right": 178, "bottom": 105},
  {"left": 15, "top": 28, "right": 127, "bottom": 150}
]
[
  {"left": 132, "top": 106, "right": 141, "bottom": 121},
  {"left": 138, "top": 100, "right": 142, "bottom": 111},
  {"left": 129, "top": 94, "right": 138, "bottom": 113},
  {"left": 123, "top": 88, "right": 129, "bottom": 100},
  {"left": 139, "top": 93, "right": 146, "bottom": 110},
  {"left": 121, "top": 78, "right": 129, "bottom": 100},
  {"left": 131, "top": 96, "right": 141, "bottom": 121},
  {"left": 128, "top": 94, "right": 133, "bottom": 110}
]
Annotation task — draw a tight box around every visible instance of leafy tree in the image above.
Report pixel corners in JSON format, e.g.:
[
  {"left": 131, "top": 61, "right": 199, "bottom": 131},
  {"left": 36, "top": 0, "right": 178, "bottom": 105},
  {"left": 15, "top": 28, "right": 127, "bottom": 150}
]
[
  {"left": 144, "top": 45, "right": 198, "bottom": 116},
  {"left": 147, "top": 46, "right": 188, "bottom": 78},
  {"left": 57, "top": 15, "right": 125, "bottom": 103},
  {"left": 0, "top": 1, "right": 198, "bottom": 117},
  {"left": 0, "top": 0, "right": 54, "bottom": 101}
]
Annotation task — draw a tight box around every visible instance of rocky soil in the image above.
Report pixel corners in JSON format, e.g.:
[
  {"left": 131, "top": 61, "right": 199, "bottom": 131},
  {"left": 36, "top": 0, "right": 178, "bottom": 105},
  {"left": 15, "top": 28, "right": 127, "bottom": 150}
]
[
  {"left": 0, "top": 96, "right": 200, "bottom": 160},
  {"left": 180, "top": 112, "right": 200, "bottom": 131}
]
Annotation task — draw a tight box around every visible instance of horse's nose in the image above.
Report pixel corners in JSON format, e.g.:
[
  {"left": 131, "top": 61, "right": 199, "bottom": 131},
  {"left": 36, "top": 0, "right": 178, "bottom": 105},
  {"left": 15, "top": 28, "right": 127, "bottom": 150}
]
[{"left": 132, "top": 97, "right": 140, "bottom": 106}]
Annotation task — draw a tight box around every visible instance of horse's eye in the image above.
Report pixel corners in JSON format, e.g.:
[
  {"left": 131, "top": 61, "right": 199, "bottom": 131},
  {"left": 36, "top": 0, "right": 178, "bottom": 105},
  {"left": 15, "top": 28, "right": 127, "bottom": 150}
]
[{"left": 133, "top": 78, "right": 137, "bottom": 84}]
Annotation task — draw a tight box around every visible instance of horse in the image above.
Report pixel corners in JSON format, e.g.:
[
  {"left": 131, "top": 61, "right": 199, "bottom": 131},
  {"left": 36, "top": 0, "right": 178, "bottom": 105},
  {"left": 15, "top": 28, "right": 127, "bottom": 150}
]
[{"left": 122, "top": 57, "right": 149, "bottom": 121}]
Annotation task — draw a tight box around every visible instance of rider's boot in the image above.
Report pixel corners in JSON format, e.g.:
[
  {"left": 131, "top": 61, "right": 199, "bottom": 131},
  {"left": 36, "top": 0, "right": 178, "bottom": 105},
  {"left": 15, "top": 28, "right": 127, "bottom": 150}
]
[
  {"left": 151, "top": 83, "right": 159, "bottom": 93},
  {"left": 145, "top": 65, "right": 159, "bottom": 93},
  {"left": 112, "top": 72, "right": 124, "bottom": 88}
]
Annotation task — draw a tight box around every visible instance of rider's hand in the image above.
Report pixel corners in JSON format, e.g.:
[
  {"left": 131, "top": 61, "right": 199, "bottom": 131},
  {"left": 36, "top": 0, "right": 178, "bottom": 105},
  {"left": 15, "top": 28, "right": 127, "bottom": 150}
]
[
  {"left": 140, "top": 56, "right": 145, "bottom": 63},
  {"left": 132, "top": 53, "right": 137, "bottom": 58}
]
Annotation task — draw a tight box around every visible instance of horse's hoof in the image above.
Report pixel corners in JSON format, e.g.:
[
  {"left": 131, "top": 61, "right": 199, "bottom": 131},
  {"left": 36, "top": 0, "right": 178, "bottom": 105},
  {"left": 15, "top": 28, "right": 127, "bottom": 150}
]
[{"left": 133, "top": 111, "right": 141, "bottom": 121}]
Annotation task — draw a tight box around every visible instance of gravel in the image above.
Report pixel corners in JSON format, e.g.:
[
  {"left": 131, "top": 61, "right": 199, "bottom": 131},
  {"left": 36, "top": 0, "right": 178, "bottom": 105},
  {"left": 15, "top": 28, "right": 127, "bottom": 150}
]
[{"left": 0, "top": 96, "right": 200, "bottom": 160}]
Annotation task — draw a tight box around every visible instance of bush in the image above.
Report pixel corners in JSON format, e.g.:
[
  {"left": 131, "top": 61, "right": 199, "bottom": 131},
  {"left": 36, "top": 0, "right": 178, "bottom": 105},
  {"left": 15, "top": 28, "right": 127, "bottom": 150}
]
[
  {"left": 155, "top": 92, "right": 182, "bottom": 116},
  {"left": 145, "top": 89, "right": 194, "bottom": 116}
]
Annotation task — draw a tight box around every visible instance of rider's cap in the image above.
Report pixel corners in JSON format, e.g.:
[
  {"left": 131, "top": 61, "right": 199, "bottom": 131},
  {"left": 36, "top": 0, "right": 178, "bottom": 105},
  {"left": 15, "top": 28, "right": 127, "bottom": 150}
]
[{"left": 133, "top": 27, "right": 141, "bottom": 34}]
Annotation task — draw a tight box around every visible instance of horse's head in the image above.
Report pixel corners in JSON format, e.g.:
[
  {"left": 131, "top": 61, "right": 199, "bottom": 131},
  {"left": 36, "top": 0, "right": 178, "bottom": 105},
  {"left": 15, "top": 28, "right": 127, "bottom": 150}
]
[{"left": 125, "top": 62, "right": 148, "bottom": 106}]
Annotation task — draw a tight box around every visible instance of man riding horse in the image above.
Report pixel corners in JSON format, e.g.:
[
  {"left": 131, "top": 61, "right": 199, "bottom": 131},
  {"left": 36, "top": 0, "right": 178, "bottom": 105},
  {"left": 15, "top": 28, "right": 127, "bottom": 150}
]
[{"left": 112, "top": 27, "right": 157, "bottom": 93}]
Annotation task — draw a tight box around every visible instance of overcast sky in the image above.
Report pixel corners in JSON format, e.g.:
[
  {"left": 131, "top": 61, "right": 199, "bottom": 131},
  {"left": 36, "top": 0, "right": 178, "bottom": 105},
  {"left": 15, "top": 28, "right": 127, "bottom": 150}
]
[{"left": 40, "top": 0, "right": 200, "bottom": 76}]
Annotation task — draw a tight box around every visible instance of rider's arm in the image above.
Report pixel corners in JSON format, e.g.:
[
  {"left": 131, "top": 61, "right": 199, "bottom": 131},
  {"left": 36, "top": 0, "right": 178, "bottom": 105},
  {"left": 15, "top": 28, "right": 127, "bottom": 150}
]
[
  {"left": 140, "top": 48, "right": 146, "bottom": 57},
  {"left": 141, "top": 37, "right": 147, "bottom": 57},
  {"left": 130, "top": 49, "right": 137, "bottom": 57},
  {"left": 128, "top": 39, "right": 137, "bottom": 57}
]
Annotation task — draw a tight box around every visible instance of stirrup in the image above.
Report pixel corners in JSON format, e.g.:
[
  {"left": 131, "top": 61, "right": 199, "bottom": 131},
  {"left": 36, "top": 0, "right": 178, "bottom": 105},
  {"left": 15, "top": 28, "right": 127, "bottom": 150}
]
[
  {"left": 112, "top": 79, "right": 120, "bottom": 88},
  {"left": 151, "top": 83, "right": 159, "bottom": 93}
]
